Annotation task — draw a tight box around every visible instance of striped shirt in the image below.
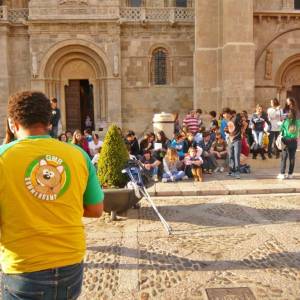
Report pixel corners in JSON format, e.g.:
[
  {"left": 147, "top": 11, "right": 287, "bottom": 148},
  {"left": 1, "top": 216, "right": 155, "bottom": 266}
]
[{"left": 183, "top": 115, "right": 199, "bottom": 134}]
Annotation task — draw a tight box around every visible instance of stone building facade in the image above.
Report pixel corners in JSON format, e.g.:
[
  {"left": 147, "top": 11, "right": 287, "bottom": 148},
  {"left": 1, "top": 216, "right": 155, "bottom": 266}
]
[{"left": 1, "top": 0, "right": 300, "bottom": 138}]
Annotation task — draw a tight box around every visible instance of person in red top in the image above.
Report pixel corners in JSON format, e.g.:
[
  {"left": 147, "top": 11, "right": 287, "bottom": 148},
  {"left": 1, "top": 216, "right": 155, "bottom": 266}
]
[
  {"left": 182, "top": 110, "right": 199, "bottom": 134},
  {"left": 72, "top": 129, "right": 91, "bottom": 157}
]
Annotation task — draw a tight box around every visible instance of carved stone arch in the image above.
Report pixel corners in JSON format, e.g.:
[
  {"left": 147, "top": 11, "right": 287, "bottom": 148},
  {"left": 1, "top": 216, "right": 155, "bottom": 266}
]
[
  {"left": 256, "top": 27, "right": 300, "bottom": 66},
  {"left": 53, "top": 54, "right": 99, "bottom": 80},
  {"left": 36, "top": 40, "right": 111, "bottom": 131},
  {"left": 275, "top": 53, "right": 300, "bottom": 101},
  {"left": 43, "top": 47, "right": 107, "bottom": 80},
  {"left": 39, "top": 39, "right": 111, "bottom": 78},
  {"left": 275, "top": 54, "right": 300, "bottom": 85}
]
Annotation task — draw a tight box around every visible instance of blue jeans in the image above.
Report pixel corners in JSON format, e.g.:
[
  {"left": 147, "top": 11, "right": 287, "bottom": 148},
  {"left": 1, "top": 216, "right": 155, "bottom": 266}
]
[
  {"left": 252, "top": 130, "right": 264, "bottom": 149},
  {"left": 162, "top": 170, "right": 185, "bottom": 181},
  {"left": 150, "top": 166, "right": 158, "bottom": 176},
  {"left": 2, "top": 262, "right": 83, "bottom": 300},
  {"left": 228, "top": 140, "right": 241, "bottom": 173}
]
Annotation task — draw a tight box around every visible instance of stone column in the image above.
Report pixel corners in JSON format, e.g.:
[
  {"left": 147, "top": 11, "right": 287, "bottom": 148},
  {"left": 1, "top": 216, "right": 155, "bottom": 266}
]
[
  {"left": 106, "top": 77, "right": 122, "bottom": 128},
  {"left": 194, "top": 0, "right": 255, "bottom": 113},
  {"left": 194, "top": 0, "right": 220, "bottom": 112},
  {"left": 0, "top": 25, "right": 10, "bottom": 139},
  {"left": 221, "top": 0, "right": 255, "bottom": 112}
]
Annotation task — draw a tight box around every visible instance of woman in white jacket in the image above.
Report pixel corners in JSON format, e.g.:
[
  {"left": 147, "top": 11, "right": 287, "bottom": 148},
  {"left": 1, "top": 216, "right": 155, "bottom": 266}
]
[{"left": 267, "top": 98, "right": 282, "bottom": 158}]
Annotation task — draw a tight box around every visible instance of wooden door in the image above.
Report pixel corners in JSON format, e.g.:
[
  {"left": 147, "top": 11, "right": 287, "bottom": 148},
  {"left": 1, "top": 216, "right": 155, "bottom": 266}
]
[{"left": 65, "top": 80, "right": 81, "bottom": 131}]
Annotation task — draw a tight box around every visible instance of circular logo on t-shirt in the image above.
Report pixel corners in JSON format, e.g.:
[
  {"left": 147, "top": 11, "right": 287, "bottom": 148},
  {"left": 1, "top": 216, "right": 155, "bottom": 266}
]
[{"left": 24, "top": 155, "right": 70, "bottom": 201}]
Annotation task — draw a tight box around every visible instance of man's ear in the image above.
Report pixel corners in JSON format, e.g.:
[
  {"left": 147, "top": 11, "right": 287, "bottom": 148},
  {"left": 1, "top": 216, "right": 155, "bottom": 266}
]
[{"left": 8, "top": 118, "right": 15, "bottom": 134}]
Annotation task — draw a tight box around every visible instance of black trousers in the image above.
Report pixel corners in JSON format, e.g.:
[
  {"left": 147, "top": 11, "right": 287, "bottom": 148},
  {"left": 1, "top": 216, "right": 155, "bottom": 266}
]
[
  {"left": 268, "top": 131, "right": 280, "bottom": 155},
  {"left": 280, "top": 139, "right": 297, "bottom": 175}
]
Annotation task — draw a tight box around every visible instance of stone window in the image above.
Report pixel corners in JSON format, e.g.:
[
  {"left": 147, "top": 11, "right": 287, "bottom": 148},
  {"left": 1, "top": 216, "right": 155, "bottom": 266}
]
[
  {"left": 295, "top": 0, "right": 300, "bottom": 9},
  {"left": 152, "top": 48, "right": 168, "bottom": 85},
  {"left": 128, "top": 0, "right": 143, "bottom": 7},
  {"left": 176, "top": 0, "right": 187, "bottom": 7}
]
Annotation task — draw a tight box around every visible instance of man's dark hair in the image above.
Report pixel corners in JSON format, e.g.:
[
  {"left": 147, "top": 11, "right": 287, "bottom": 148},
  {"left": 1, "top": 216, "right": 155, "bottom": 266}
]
[
  {"left": 8, "top": 91, "right": 52, "bottom": 128},
  {"left": 127, "top": 130, "right": 135, "bottom": 136},
  {"left": 196, "top": 109, "right": 202, "bottom": 114},
  {"left": 51, "top": 97, "right": 58, "bottom": 104},
  {"left": 209, "top": 111, "right": 217, "bottom": 118}
]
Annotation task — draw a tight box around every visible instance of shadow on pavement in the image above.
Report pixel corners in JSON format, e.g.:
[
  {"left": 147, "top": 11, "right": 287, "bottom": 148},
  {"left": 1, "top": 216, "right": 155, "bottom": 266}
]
[
  {"left": 128, "top": 203, "right": 300, "bottom": 227},
  {"left": 85, "top": 246, "right": 300, "bottom": 272}
]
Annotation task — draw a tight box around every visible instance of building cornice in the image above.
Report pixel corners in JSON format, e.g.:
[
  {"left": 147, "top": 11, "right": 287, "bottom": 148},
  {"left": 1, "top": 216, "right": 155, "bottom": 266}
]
[{"left": 254, "top": 10, "right": 300, "bottom": 23}]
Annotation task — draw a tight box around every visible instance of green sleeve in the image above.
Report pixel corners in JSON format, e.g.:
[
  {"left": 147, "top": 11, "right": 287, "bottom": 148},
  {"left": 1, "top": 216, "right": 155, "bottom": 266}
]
[
  {"left": 297, "top": 120, "right": 300, "bottom": 137},
  {"left": 71, "top": 144, "right": 104, "bottom": 205},
  {"left": 83, "top": 157, "right": 104, "bottom": 205}
]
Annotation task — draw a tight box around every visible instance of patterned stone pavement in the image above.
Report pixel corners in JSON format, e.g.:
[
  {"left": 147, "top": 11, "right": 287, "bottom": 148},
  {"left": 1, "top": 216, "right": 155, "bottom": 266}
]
[{"left": 79, "top": 193, "right": 300, "bottom": 300}]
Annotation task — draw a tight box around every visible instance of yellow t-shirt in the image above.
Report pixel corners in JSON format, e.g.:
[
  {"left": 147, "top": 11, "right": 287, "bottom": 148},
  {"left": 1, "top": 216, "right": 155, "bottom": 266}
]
[{"left": 0, "top": 135, "right": 104, "bottom": 274}]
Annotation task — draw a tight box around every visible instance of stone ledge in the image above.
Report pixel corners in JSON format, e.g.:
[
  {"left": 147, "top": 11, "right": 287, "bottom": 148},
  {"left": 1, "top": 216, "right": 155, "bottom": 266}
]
[{"left": 151, "top": 187, "right": 300, "bottom": 197}]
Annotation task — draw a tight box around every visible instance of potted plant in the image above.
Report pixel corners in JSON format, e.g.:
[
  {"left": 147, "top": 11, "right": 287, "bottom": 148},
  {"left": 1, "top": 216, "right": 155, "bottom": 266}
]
[{"left": 98, "top": 124, "right": 139, "bottom": 219}]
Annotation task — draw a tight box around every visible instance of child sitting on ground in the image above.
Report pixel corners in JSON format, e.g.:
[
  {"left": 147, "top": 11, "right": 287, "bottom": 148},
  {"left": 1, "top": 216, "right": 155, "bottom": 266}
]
[
  {"left": 184, "top": 147, "right": 203, "bottom": 182},
  {"left": 162, "top": 148, "right": 188, "bottom": 182},
  {"left": 211, "top": 131, "right": 227, "bottom": 172}
]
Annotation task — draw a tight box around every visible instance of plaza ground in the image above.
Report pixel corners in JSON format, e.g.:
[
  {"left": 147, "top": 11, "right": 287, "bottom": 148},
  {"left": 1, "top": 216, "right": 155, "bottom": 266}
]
[
  {"left": 81, "top": 194, "right": 300, "bottom": 299},
  {"left": 79, "top": 154, "right": 300, "bottom": 299}
]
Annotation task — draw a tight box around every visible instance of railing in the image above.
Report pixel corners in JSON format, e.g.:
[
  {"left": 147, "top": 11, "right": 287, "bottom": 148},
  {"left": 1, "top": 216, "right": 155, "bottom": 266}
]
[
  {"left": 29, "top": 5, "right": 119, "bottom": 20},
  {"left": 0, "top": 6, "right": 28, "bottom": 23},
  {"left": 8, "top": 8, "right": 28, "bottom": 23},
  {"left": 0, "top": 6, "right": 194, "bottom": 24},
  {"left": 120, "top": 7, "right": 194, "bottom": 23}
]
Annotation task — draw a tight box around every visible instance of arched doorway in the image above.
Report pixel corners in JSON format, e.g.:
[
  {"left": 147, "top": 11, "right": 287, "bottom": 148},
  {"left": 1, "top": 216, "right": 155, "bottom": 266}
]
[
  {"left": 41, "top": 44, "right": 108, "bottom": 132},
  {"left": 276, "top": 54, "right": 300, "bottom": 111}
]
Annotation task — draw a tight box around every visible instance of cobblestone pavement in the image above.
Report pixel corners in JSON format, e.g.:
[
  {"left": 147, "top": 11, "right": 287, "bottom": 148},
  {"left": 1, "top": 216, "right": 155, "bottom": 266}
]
[{"left": 80, "top": 193, "right": 300, "bottom": 300}]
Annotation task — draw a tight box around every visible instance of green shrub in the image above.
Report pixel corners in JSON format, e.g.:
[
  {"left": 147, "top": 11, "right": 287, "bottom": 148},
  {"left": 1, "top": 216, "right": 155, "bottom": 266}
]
[{"left": 98, "top": 124, "right": 129, "bottom": 188}]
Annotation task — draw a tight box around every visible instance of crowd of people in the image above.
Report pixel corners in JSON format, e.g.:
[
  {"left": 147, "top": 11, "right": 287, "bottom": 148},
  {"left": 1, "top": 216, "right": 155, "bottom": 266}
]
[
  {"left": 1, "top": 91, "right": 299, "bottom": 299},
  {"left": 43, "top": 97, "right": 300, "bottom": 182}
]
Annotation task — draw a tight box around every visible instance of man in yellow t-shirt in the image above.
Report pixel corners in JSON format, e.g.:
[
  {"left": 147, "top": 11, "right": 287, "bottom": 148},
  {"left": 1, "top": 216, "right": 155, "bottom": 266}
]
[{"left": 0, "top": 91, "right": 104, "bottom": 300}]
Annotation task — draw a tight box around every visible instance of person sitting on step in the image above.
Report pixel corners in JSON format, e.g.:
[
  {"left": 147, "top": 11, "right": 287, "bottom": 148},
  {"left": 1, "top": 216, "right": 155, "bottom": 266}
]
[{"left": 184, "top": 147, "right": 203, "bottom": 182}]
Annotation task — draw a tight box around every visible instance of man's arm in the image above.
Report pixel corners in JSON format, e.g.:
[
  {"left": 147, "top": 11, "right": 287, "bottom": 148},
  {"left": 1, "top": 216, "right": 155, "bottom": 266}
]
[
  {"left": 84, "top": 202, "right": 103, "bottom": 218},
  {"left": 78, "top": 147, "right": 104, "bottom": 218}
]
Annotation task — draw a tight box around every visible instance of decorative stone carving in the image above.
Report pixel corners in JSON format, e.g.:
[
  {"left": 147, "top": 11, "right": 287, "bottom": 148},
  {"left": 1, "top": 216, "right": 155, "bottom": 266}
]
[
  {"left": 58, "top": 0, "right": 88, "bottom": 5},
  {"left": 265, "top": 49, "right": 273, "bottom": 80},
  {"left": 113, "top": 55, "right": 119, "bottom": 77},
  {"left": 32, "top": 53, "right": 38, "bottom": 78}
]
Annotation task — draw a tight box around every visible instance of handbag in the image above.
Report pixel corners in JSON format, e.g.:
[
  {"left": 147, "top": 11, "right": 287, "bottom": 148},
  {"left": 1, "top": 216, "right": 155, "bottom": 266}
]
[{"left": 275, "top": 133, "right": 285, "bottom": 150}]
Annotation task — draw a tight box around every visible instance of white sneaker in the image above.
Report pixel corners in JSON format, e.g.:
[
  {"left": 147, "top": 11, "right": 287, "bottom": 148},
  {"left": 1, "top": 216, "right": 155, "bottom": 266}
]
[
  {"left": 219, "top": 167, "right": 224, "bottom": 173},
  {"left": 287, "top": 174, "right": 294, "bottom": 179},
  {"left": 214, "top": 167, "right": 220, "bottom": 173},
  {"left": 182, "top": 175, "right": 189, "bottom": 180},
  {"left": 277, "top": 174, "right": 286, "bottom": 179},
  {"left": 161, "top": 178, "right": 168, "bottom": 183},
  {"left": 153, "top": 175, "right": 159, "bottom": 182}
]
